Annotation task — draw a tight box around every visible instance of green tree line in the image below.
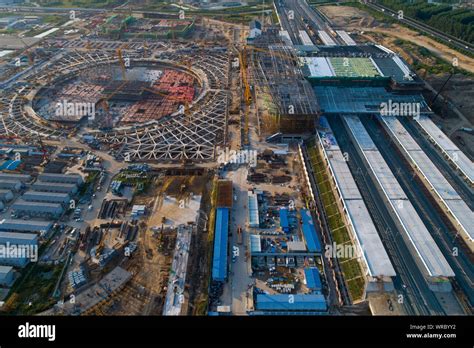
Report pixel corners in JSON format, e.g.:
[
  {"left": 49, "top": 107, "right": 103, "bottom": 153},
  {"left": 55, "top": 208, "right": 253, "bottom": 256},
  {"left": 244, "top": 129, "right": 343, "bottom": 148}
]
[{"left": 378, "top": 0, "right": 474, "bottom": 43}]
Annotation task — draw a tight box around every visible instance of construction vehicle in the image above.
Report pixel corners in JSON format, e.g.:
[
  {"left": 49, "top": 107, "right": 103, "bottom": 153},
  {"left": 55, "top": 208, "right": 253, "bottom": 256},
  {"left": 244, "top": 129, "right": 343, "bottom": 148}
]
[
  {"left": 37, "top": 136, "right": 49, "bottom": 163},
  {"left": 96, "top": 230, "right": 106, "bottom": 256},
  {"left": 237, "top": 225, "right": 243, "bottom": 245},
  {"left": 18, "top": 37, "right": 35, "bottom": 66}
]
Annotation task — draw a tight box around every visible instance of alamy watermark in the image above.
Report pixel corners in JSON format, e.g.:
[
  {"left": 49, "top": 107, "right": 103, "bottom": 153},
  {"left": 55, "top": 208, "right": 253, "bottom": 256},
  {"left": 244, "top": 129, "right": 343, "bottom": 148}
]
[
  {"left": 55, "top": 99, "right": 96, "bottom": 120},
  {"left": 18, "top": 322, "right": 55, "bottom": 342},
  {"left": 325, "top": 242, "right": 362, "bottom": 259},
  {"left": 217, "top": 147, "right": 257, "bottom": 167},
  {"left": 0, "top": 243, "right": 38, "bottom": 262},
  {"left": 380, "top": 100, "right": 420, "bottom": 118}
]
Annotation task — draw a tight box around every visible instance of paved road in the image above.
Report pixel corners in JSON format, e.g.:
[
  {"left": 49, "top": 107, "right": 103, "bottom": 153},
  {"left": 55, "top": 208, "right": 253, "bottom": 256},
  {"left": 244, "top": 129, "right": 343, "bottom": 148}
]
[{"left": 223, "top": 166, "right": 252, "bottom": 315}]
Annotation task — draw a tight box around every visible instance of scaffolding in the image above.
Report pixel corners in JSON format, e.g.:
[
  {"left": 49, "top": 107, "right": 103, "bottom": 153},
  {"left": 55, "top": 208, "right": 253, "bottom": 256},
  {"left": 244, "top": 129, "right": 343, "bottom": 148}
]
[{"left": 249, "top": 27, "right": 319, "bottom": 134}]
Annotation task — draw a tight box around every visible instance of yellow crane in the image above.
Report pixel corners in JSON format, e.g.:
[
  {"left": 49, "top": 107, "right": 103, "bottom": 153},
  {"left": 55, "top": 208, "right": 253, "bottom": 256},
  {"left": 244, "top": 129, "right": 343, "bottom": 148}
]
[
  {"left": 142, "top": 40, "right": 148, "bottom": 58},
  {"left": 239, "top": 46, "right": 251, "bottom": 146},
  {"left": 116, "top": 48, "right": 127, "bottom": 80},
  {"left": 239, "top": 46, "right": 252, "bottom": 106}
]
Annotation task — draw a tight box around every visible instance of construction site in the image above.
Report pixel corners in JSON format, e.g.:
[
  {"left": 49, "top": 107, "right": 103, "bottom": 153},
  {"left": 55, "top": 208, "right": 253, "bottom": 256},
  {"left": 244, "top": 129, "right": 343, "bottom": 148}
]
[
  {"left": 0, "top": 0, "right": 471, "bottom": 322},
  {"left": 0, "top": 41, "right": 230, "bottom": 161}
]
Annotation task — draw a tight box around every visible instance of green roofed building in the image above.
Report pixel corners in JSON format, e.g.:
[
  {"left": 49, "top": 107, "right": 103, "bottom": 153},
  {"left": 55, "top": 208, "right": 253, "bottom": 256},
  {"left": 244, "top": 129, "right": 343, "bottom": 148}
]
[{"left": 329, "top": 58, "right": 380, "bottom": 78}]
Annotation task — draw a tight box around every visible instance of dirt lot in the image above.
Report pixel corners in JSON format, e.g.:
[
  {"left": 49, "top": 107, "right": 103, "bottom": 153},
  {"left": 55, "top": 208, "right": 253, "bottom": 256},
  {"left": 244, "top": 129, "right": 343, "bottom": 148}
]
[
  {"left": 89, "top": 226, "right": 175, "bottom": 315},
  {"left": 92, "top": 174, "right": 212, "bottom": 315}
]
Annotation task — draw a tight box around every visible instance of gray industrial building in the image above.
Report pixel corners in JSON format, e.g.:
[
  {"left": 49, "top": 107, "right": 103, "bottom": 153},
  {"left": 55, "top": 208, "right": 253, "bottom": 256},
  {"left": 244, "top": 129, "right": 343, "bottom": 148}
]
[
  {"left": 0, "top": 173, "right": 31, "bottom": 183},
  {"left": 0, "top": 265, "right": 14, "bottom": 286},
  {"left": 0, "top": 231, "right": 38, "bottom": 245},
  {"left": 0, "top": 189, "right": 14, "bottom": 202},
  {"left": 0, "top": 219, "right": 53, "bottom": 234},
  {"left": 0, "top": 180, "right": 22, "bottom": 192},
  {"left": 11, "top": 200, "right": 64, "bottom": 219},
  {"left": 22, "top": 190, "right": 70, "bottom": 205},
  {"left": 38, "top": 173, "right": 84, "bottom": 185},
  {"left": 32, "top": 181, "right": 78, "bottom": 195},
  {"left": 0, "top": 232, "right": 37, "bottom": 268}
]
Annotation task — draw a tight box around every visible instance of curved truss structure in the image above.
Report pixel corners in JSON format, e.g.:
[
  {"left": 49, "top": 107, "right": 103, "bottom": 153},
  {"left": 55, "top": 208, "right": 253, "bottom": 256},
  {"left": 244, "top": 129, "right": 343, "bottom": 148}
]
[
  {"left": 0, "top": 50, "right": 121, "bottom": 139},
  {"left": 0, "top": 86, "right": 65, "bottom": 139},
  {"left": 0, "top": 47, "right": 230, "bottom": 163}
]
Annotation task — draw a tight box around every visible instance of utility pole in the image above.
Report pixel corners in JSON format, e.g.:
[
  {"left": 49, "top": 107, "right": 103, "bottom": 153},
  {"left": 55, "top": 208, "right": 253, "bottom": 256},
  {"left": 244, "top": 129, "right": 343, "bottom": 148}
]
[{"left": 430, "top": 69, "right": 454, "bottom": 107}]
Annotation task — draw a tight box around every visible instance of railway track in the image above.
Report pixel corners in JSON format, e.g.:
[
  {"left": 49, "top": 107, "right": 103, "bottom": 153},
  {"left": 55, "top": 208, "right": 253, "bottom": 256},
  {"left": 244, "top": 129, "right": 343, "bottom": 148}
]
[
  {"left": 275, "top": 0, "right": 302, "bottom": 44},
  {"left": 363, "top": 116, "right": 471, "bottom": 314},
  {"left": 373, "top": 117, "right": 474, "bottom": 311},
  {"left": 329, "top": 116, "right": 439, "bottom": 315},
  {"left": 290, "top": 0, "right": 344, "bottom": 45},
  {"left": 401, "top": 118, "right": 474, "bottom": 210}
]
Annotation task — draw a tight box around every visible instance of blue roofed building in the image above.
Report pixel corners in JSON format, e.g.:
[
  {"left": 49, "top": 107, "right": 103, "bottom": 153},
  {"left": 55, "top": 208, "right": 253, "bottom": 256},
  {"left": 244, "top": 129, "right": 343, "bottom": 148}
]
[
  {"left": 304, "top": 267, "right": 322, "bottom": 292},
  {"left": 300, "top": 209, "right": 322, "bottom": 253},
  {"left": 256, "top": 294, "right": 327, "bottom": 312},
  {"left": 0, "top": 160, "right": 21, "bottom": 171},
  {"left": 212, "top": 208, "right": 229, "bottom": 282},
  {"left": 279, "top": 208, "right": 290, "bottom": 233}
]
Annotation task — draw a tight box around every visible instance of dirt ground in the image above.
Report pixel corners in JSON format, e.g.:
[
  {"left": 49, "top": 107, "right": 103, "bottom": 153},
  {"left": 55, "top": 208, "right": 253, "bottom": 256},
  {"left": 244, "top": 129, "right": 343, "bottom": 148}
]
[
  {"left": 94, "top": 230, "right": 176, "bottom": 315},
  {"left": 93, "top": 174, "right": 211, "bottom": 315},
  {"left": 367, "top": 293, "right": 405, "bottom": 315},
  {"left": 427, "top": 74, "right": 474, "bottom": 124}
]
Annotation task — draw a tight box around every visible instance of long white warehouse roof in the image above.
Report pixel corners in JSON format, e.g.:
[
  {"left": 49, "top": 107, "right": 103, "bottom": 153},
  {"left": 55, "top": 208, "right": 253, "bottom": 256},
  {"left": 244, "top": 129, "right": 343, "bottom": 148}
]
[
  {"left": 318, "top": 118, "right": 395, "bottom": 277},
  {"left": 0, "top": 231, "right": 38, "bottom": 244},
  {"left": 343, "top": 115, "right": 454, "bottom": 278},
  {"left": 415, "top": 116, "right": 473, "bottom": 185},
  {"left": 0, "top": 218, "right": 52, "bottom": 232},
  {"left": 299, "top": 30, "right": 314, "bottom": 46},
  {"left": 381, "top": 117, "right": 473, "bottom": 243}
]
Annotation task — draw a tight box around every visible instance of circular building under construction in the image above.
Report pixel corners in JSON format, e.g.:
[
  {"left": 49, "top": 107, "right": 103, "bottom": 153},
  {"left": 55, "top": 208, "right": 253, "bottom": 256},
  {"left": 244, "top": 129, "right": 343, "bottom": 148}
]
[{"left": 0, "top": 45, "right": 230, "bottom": 163}]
